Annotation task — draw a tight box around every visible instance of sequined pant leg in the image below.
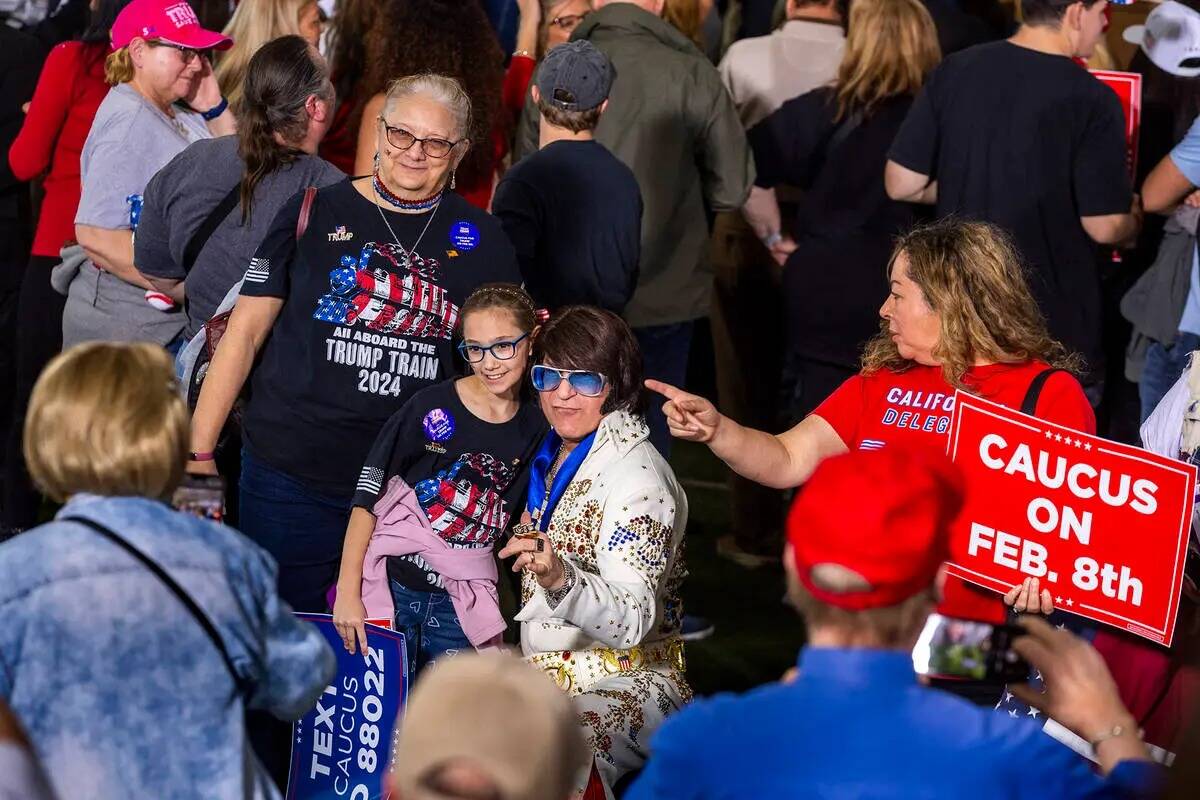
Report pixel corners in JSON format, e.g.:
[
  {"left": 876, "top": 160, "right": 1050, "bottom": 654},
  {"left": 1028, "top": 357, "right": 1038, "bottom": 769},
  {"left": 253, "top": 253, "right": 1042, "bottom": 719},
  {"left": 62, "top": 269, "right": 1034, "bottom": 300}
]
[{"left": 570, "top": 667, "right": 691, "bottom": 795}]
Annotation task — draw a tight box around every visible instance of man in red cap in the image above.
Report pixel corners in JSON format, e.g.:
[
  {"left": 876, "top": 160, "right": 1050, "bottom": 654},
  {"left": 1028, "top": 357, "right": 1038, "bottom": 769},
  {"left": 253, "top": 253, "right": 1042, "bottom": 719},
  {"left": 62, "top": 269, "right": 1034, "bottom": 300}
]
[{"left": 627, "top": 448, "right": 1162, "bottom": 799}]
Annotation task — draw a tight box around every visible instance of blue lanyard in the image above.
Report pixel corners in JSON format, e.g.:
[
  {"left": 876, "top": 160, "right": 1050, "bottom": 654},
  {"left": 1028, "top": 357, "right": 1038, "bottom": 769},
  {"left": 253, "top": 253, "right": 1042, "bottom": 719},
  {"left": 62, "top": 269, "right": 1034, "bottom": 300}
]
[{"left": 525, "top": 431, "right": 595, "bottom": 532}]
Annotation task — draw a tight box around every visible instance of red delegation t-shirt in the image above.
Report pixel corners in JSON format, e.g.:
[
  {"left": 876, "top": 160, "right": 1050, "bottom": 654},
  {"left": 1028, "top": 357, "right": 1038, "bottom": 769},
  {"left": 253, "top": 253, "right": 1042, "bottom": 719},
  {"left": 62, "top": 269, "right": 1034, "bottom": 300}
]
[{"left": 814, "top": 361, "right": 1096, "bottom": 623}]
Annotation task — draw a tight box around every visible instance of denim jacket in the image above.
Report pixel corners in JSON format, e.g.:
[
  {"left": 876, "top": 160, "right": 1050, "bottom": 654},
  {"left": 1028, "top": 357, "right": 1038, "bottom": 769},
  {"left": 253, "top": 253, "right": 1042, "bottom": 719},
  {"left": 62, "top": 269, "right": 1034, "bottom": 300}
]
[{"left": 0, "top": 495, "right": 336, "bottom": 799}]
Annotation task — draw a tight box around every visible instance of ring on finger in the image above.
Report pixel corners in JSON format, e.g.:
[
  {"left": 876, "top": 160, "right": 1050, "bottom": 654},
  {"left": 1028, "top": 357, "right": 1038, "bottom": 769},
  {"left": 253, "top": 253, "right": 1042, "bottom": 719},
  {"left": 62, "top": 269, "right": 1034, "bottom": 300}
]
[{"left": 535, "top": 539, "right": 545, "bottom": 552}]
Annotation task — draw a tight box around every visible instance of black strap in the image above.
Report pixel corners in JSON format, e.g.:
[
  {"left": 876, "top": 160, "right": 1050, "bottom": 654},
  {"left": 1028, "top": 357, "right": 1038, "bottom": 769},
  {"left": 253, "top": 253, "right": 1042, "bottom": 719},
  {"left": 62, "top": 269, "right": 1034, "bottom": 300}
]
[
  {"left": 181, "top": 184, "right": 242, "bottom": 274},
  {"left": 62, "top": 515, "right": 249, "bottom": 693},
  {"left": 810, "top": 107, "right": 866, "bottom": 184},
  {"left": 1020, "top": 368, "right": 1067, "bottom": 416}
]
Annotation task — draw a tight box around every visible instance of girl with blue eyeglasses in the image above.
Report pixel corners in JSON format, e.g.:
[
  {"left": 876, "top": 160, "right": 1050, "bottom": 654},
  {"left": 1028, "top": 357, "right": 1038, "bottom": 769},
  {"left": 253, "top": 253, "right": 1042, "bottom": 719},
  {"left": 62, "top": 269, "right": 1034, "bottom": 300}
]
[{"left": 332, "top": 283, "right": 547, "bottom": 675}]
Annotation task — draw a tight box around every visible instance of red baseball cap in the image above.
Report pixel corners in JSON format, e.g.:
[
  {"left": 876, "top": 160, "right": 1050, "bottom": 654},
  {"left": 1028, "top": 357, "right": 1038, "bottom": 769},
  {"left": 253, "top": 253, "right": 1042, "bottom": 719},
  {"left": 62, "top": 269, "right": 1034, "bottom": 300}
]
[
  {"left": 110, "top": 0, "right": 233, "bottom": 51},
  {"left": 787, "top": 448, "right": 965, "bottom": 611}
]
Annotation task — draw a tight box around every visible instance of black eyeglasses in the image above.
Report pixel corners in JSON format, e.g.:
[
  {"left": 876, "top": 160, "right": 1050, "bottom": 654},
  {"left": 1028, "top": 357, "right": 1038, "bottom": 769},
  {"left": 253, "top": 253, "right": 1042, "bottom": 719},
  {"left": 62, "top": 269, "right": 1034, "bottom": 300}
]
[
  {"left": 378, "top": 118, "right": 462, "bottom": 159},
  {"left": 147, "top": 40, "right": 205, "bottom": 65},
  {"left": 457, "top": 333, "right": 529, "bottom": 363},
  {"left": 550, "top": 12, "right": 588, "bottom": 31}
]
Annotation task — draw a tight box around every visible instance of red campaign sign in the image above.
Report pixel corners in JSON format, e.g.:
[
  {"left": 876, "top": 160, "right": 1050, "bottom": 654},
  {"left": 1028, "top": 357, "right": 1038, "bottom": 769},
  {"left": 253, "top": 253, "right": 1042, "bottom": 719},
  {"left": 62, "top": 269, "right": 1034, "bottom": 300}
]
[
  {"left": 1090, "top": 70, "right": 1142, "bottom": 179},
  {"left": 945, "top": 393, "right": 1195, "bottom": 646}
]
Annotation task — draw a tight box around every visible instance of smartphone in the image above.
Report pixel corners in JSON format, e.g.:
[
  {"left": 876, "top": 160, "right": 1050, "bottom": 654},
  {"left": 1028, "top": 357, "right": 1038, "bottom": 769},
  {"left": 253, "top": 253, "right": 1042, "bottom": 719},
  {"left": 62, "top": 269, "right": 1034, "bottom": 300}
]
[
  {"left": 912, "top": 613, "right": 1030, "bottom": 684},
  {"left": 173, "top": 473, "right": 225, "bottom": 523}
]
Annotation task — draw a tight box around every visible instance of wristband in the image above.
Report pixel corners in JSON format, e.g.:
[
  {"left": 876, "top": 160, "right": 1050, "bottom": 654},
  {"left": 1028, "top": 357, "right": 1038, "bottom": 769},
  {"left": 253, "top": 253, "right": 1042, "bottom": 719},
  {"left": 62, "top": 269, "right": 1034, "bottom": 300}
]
[
  {"left": 513, "top": 49, "right": 533, "bottom": 58},
  {"left": 188, "top": 451, "right": 216, "bottom": 462},
  {"left": 200, "top": 96, "right": 228, "bottom": 121},
  {"left": 762, "top": 231, "right": 783, "bottom": 249}
]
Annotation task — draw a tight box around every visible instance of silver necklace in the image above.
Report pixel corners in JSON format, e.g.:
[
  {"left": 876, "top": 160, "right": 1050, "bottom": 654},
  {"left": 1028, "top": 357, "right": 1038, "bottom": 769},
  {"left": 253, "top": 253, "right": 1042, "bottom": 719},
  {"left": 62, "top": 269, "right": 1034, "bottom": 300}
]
[{"left": 371, "top": 179, "right": 441, "bottom": 267}]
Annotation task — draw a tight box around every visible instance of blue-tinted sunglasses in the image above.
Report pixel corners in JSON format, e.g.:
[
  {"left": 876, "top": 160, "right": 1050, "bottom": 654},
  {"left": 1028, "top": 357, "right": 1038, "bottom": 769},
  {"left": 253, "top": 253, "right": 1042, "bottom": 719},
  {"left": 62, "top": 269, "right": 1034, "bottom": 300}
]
[{"left": 530, "top": 365, "right": 607, "bottom": 397}]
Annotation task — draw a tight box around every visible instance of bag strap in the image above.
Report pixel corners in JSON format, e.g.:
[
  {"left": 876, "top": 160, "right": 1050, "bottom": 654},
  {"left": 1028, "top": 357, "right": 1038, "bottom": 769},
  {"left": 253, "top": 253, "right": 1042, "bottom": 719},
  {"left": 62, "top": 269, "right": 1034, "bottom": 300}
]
[
  {"left": 809, "top": 106, "right": 866, "bottom": 184},
  {"left": 182, "top": 184, "right": 243, "bottom": 274},
  {"left": 1020, "top": 368, "right": 1067, "bottom": 416},
  {"left": 62, "top": 515, "right": 249, "bottom": 693},
  {"left": 297, "top": 186, "right": 318, "bottom": 239}
]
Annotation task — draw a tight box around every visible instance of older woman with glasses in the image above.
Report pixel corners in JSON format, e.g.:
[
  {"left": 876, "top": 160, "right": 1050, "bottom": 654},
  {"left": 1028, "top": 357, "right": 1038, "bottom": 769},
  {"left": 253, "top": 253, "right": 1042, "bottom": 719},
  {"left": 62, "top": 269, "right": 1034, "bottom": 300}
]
[
  {"left": 497, "top": 306, "right": 690, "bottom": 796},
  {"left": 190, "top": 73, "right": 521, "bottom": 615},
  {"left": 62, "top": 0, "right": 235, "bottom": 349},
  {"left": 504, "top": 0, "right": 592, "bottom": 120}
]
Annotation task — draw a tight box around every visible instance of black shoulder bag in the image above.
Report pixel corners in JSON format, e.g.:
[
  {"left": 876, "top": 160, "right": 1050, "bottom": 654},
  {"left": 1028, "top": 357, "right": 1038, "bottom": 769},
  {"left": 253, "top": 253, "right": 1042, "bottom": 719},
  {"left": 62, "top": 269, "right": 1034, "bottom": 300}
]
[{"left": 62, "top": 515, "right": 251, "bottom": 695}]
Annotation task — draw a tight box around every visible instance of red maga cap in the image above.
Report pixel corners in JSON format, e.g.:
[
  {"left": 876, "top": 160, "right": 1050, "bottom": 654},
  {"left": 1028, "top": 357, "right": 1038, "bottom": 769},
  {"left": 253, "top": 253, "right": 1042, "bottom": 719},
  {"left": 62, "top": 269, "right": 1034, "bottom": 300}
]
[
  {"left": 787, "top": 448, "right": 965, "bottom": 611},
  {"left": 110, "top": 0, "right": 233, "bottom": 51}
]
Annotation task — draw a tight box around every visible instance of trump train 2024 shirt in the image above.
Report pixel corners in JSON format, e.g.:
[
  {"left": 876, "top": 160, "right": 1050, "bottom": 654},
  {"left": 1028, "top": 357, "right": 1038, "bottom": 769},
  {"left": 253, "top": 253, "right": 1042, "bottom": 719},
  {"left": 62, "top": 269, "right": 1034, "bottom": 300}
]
[{"left": 239, "top": 178, "right": 520, "bottom": 496}]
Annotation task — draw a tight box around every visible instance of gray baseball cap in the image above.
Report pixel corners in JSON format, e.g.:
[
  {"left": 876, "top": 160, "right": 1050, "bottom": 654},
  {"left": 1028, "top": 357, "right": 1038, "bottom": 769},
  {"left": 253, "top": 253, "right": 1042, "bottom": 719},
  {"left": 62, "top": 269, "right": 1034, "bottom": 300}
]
[{"left": 535, "top": 40, "right": 615, "bottom": 112}]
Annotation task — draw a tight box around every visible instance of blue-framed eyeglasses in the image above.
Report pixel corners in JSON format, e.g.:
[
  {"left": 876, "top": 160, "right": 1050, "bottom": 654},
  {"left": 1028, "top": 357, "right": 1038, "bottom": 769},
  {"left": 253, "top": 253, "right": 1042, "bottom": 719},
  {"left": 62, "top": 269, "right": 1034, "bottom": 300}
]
[
  {"left": 530, "top": 365, "right": 607, "bottom": 397},
  {"left": 457, "top": 333, "right": 529, "bottom": 363}
]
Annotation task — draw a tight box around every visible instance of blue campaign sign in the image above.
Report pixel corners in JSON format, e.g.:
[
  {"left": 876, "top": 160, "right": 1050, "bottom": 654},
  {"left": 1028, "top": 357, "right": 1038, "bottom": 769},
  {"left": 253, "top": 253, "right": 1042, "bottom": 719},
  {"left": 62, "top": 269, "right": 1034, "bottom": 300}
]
[{"left": 287, "top": 614, "right": 408, "bottom": 800}]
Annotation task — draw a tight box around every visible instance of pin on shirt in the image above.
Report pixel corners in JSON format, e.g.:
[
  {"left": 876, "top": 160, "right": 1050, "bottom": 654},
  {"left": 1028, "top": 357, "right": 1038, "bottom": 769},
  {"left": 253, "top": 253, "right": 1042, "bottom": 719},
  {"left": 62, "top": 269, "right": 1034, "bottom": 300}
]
[
  {"left": 423, "top": 408, "right": 455, "bottom": 454},
  {"left": 449, "top": 221, "right": 480, "bottom": 252}
]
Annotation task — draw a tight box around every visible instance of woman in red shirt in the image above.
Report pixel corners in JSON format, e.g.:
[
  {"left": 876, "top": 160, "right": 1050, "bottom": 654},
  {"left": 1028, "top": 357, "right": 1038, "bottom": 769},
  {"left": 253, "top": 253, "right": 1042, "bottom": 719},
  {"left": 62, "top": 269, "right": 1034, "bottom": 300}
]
[
  {"left": 2, "top": 0, "right": 130, "bottom": 533},
  {"left": 649, "top": 219, "right": 1095, "bottom": 626}
]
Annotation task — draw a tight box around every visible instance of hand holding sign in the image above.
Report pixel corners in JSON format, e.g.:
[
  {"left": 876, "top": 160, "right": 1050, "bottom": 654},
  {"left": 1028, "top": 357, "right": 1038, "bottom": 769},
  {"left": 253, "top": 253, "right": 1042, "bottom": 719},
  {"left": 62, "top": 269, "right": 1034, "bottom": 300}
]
[
  {"left": 332, "top": 591, "right": 369, "bottom": 655},
  {"left": 1004, "top": 576, "right": 1055, "bottom": 615},
  {"left": 645, "top": 380, "right": 722, "bottom": 443}
]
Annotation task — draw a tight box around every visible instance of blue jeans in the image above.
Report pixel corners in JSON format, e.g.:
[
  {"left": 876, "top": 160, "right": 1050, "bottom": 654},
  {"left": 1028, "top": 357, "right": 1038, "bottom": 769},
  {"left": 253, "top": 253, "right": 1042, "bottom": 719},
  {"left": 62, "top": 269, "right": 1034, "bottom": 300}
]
[
  {"left": 389, "top": 579, "right": 471, "bottom": 678},
  {"left": 1140, "top": 331, "right": 1200, "bottom": 424},
  {"left": 238, "top": 448, "right": 352, "bottom": 613},
  {"left": 634, "top": 321, "right": 695, "bottom": 459}
]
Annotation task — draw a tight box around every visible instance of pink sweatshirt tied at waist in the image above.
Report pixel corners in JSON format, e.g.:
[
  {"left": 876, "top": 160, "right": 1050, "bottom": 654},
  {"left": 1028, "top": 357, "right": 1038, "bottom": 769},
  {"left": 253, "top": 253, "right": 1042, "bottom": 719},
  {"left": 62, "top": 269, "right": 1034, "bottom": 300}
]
[{"left": 359, "top": 476, "right": 506, "bottom": 648}]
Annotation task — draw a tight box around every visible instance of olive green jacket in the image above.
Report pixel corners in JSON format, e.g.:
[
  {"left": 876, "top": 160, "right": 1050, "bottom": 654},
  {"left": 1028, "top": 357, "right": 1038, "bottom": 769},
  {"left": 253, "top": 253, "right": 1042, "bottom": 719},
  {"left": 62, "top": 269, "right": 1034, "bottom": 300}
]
[{"left": 515, "top": 3, "right": 754, "bottom": 327}]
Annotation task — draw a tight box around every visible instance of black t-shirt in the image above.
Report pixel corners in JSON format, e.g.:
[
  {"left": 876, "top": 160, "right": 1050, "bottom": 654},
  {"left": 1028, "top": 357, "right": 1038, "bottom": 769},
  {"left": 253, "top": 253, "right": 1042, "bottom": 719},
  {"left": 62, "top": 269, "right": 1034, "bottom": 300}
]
[
  {"left": 240, "top": 178, "right": 522, "bottom": 496},
  {"left": 750, "top": 89, "right": 921, "bottom": 368},
  {"left": 492, "top": 139, "right": 642, "bottom": 313},
  {"left": 352, "top": 379, "right": 548, "bottom": 592},
  {"left": 888, "top": 41, "right": 1132, "bottom": 370}
]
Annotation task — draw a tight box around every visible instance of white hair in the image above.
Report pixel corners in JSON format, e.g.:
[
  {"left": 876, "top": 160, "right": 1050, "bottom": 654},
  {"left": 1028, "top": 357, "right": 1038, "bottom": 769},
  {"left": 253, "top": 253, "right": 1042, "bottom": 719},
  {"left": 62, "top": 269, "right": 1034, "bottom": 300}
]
[{"left": 383, "top": 73, "right": 473, "bottom": 141}]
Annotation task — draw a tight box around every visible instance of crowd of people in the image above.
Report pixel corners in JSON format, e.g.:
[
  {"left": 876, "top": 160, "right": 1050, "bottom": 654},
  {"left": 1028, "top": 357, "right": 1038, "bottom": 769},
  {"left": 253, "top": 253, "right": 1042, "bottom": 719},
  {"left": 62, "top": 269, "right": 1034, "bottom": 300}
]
[{"left": 1, "top": 0, "right": 1199, "bottom": 797}]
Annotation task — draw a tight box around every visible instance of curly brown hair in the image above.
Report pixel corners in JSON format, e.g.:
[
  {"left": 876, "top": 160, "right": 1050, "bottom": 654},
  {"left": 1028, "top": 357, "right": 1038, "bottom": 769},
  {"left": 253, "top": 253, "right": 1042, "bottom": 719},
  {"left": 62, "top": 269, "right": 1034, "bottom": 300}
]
[
  {"left": 349, "top": 0, "right": 504, "bottom": 185},
  {"left": 860, "top": 219, "right": 1083, "bottom": 390}
]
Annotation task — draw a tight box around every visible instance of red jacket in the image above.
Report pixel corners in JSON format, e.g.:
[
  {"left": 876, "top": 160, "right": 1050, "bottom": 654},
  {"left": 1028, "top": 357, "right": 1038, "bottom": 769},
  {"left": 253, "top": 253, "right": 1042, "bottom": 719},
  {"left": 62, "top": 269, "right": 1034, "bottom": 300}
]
[{"left": 8, "top": 41, "right": 109, "bottom": 258}]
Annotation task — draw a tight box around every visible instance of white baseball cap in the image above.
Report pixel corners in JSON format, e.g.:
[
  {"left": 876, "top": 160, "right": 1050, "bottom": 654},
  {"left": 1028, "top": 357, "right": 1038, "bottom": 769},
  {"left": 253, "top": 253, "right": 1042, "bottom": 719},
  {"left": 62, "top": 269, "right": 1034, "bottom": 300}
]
[{"left": 1123, "top": 1, "right": 1200, "bottom": 77}]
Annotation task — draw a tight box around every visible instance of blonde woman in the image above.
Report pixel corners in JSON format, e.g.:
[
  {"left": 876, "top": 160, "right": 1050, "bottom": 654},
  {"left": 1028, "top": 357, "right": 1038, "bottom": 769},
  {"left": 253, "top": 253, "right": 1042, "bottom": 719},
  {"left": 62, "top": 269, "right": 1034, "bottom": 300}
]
[
  {"left": 0, "top": 342, "right": 333, "bottom": 799},
  {"left": 215, "top": 0, "right": 323, "bottom": 107},
  {"left": 64, "top": 0, "right": 235, "bottom": 349},
  {"left": 649, "top": 219, "right": 1095, "bottom": 628},
  {"left": 720, "top": 0, "right": 941, "bottom": 564}
]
